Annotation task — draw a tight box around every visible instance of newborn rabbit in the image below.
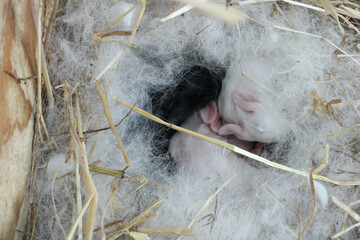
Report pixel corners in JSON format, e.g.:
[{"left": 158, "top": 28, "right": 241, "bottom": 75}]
[
  {"left": 169, "top": 101, "right": 258, "bottom": 180},
  {"left": 218, "top": 58, "right": 287, "bottom": 143}
]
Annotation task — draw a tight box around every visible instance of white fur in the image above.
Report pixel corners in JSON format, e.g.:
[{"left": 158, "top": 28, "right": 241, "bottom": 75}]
[{"left": 313, "top": 180, "right": 329, "bottom": 208}]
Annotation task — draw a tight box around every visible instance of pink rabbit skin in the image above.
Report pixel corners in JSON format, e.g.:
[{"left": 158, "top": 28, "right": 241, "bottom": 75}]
[{"left": 169, "top": 101, "right": 257, "bottom": 180}]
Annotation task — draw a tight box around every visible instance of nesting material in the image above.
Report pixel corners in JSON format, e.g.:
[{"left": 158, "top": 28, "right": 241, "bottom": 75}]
[{"left": 32, "top": 0, "right": 360, "bottom": 240}]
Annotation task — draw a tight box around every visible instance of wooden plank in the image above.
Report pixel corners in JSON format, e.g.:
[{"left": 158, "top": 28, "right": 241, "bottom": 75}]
[{"left": 0, "top": 0, "right": 37, "bottom": 239}]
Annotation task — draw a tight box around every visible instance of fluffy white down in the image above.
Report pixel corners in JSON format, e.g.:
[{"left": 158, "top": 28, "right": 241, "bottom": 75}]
[{"left": 37, "top": 1, "right": 360, "bottom": 239}]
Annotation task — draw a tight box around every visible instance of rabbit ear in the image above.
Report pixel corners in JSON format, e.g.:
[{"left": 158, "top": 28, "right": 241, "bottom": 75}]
[
  {"left": 199, "top": 101, "right": 218, "bottom": 124},
  {"left": 233, "top": 91, "right": 259, "bottom": 112},
  {"left": 218, "top": 123, "right": 244, "bottom": 137},
  {"left": 199, "top": 101, "right": 222, "bottom": 133}
]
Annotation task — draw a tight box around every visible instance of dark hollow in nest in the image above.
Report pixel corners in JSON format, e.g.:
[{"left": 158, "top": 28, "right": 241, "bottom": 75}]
[{"left": 149, "top": 64, "right": 226, "bottom": 167}]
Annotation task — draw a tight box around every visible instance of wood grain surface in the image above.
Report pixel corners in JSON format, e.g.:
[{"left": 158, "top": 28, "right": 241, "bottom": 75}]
[{"left": 0, "top": 0, "right": 37, "bottom": 239}]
